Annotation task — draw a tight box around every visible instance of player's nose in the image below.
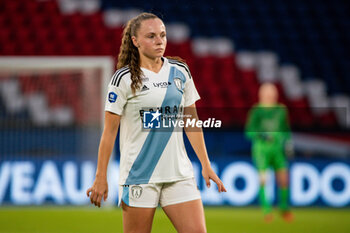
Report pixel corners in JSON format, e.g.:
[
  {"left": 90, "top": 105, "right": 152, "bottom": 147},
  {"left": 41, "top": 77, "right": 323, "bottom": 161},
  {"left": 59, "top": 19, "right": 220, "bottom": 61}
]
[{"left": 155, "top": 35, "right": 163, "bottom": 45}]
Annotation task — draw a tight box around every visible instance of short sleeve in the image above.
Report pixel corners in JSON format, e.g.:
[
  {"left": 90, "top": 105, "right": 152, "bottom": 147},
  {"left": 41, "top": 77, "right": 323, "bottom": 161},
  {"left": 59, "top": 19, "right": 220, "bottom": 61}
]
[
  {"left": 184, "top": 77, "right": 200, "bottom": 107},
  {"left": 104, "top": 77, "right": 128, "bottom": 116}
]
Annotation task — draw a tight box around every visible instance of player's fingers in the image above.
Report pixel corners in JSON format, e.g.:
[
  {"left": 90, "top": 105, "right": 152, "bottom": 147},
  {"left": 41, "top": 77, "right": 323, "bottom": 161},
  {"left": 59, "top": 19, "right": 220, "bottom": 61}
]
[
  {"left": 103, "top": 190, "right": 108, "bottom": 202},
  {"left": 90, "top": 194, "right": 94, "bottom": 204},
  {"left": 93, "top": 194, "right": 99, "bottom": 206},
  {"left": 213, "top": 178, "right": 224, "bottom": 192},
  {"left": 96, "top": 194, "right": 103, "bottom": 208},
  {"left": 211, "top": 175, "right": 225, "bottom": 192},
  {"left": 89, "top": 189, "right": 94, "bottom": 203},
  {"left": 86, "top": 187, "right": 92, "bottom": 197},
  {"left": 213, "top": 179, "right": 222, "bottom": 192},
  {"left": 218, "top": 181, "right": 227, "bottom": 193},
  {"left": 220, "top": 181, "right": 227, "bottom": 192},
  {"left": 205, "top": 176, "right": 211, "bottom": 188},
  {"left": 90, "top": 191, "right": 97, "bottom": 204},
  {"left": 222, "top": 184, "right": 227, "bottom": 193}
]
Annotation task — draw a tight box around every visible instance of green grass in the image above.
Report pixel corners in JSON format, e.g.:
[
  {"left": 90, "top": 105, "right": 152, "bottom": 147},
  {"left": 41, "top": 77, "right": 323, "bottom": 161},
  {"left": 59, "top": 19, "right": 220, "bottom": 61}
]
[{"left": 0, "top": 206, "right": 349, "bottom": 233}]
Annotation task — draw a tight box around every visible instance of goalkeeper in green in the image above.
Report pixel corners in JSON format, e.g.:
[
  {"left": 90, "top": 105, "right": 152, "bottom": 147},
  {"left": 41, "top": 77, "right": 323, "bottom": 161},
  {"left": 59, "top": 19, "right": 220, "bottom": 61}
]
[{"left": 245, "top": 83, "right": 293, "bottom": 222}]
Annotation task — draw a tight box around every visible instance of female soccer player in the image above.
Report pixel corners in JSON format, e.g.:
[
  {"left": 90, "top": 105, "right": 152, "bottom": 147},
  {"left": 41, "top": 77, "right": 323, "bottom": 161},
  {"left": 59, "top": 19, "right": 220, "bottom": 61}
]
[
  {"left": 245, "top": 83, "right": 293, "bottom": 222},
  {"left": 86, "top": 12, "right": 226, "bottom": 233}
]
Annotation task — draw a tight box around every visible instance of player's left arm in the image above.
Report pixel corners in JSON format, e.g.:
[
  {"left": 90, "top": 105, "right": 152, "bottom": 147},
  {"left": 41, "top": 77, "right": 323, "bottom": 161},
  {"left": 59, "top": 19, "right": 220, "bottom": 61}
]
[
  {"left": 183, "top": 104, "right": 226, "bottom": 193},
  {"left": 280, "top": 105, "right": 292, "bottom": 141},
  {"left": 280, "top": 106, "right": 294, "bottom": 157}
]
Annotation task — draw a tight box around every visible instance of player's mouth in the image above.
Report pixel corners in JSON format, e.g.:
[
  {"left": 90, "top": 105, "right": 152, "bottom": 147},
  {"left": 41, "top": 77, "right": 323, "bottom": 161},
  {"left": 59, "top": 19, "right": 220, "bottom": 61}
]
[{"left": 155, "top": 48, "right": 164, "bottom": 52}]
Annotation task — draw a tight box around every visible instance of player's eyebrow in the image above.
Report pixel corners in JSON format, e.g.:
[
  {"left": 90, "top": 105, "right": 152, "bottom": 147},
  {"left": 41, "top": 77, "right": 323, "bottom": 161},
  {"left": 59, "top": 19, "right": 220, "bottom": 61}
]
[{"left": 146, "top": 30, "right": 166, "bottom": 36}]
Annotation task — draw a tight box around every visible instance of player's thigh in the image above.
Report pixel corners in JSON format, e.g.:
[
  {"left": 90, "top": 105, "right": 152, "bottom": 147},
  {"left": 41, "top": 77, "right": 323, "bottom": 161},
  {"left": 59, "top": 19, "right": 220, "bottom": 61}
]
[
  {"left": 160, "top": 178, "right": 205, "bottom": 233},
  {"left": 119, "top": 183, "right": 161, "bottom": 233},
  {"left": 253, "top": 152, "right": 267, "bottom": 167},
  {"left": 162, "top": 199, "right": 206, "bottom": 233},
  {"left": 121, "top": 201, "right": 156, "bottom": 233}
]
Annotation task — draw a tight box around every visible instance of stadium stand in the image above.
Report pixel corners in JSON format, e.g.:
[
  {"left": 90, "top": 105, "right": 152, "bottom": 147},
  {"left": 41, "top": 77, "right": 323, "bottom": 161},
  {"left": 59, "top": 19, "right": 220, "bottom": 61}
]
[
  {"left": 0, "top": 0, "right": 349, "bottom": 158},
  {"left": 0, "top": 0, "right": 348, "bottom": 127}
]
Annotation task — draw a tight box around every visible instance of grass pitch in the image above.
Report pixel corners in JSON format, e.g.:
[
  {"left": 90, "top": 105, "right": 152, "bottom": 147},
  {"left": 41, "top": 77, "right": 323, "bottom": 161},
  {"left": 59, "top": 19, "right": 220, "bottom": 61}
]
[{"left": 0, "top": 206, "right": 349, "bottom": 233}]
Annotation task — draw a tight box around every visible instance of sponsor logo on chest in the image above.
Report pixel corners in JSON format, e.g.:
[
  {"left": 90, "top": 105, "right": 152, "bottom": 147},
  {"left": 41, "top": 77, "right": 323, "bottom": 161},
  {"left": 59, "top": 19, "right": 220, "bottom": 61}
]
[{"left": 152, "top": 81, "right": 171, "bottom": 88}]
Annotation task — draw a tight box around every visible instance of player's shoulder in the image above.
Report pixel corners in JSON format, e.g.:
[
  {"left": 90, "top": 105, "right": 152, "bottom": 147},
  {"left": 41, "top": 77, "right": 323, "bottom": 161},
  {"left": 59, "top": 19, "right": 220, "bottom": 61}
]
[
  {"left": 250, "top": 103, "right": 275, "bottom": 114},
  {"left": 248, "top": 104, "right": 260, "bottom": 115},
  {"left": 110, "top": 66, "right": 131, "bottom": 87},
  {"left": 251, "top": 103, "right": 261, "bottom": 110},
  {"left": 166, "top": 57, "right": 192, "bottom": 79},
  {"left": 277, "top": 103, "right": 288, "bottom": 110}
]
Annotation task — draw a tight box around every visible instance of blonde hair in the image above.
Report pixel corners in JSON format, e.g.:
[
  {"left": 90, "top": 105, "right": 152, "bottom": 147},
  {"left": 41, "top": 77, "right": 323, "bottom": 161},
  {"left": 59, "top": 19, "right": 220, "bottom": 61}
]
[{"left": 117, "top": 12, "right": 185, "bottom": 93}]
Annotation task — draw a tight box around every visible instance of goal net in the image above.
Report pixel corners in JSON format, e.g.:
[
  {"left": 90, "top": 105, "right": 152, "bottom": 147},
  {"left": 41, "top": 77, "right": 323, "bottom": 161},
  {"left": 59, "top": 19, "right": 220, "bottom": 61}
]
[{"left": 0, "top": 57, "right": 114, "bottom": 162}]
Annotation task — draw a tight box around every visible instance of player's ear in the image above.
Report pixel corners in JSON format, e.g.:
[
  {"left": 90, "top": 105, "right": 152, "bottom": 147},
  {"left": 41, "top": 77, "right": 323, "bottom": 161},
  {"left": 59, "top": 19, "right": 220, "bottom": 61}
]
[{"left": 131, "top": 36, "right": 139, "bottom": 48}]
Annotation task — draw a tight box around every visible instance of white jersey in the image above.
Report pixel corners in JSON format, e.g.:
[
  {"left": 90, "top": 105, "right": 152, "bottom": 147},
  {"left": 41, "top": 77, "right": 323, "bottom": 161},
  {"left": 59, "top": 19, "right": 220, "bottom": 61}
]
[{"left": 105, "top": 57, "right": 200, "bottom": 185}]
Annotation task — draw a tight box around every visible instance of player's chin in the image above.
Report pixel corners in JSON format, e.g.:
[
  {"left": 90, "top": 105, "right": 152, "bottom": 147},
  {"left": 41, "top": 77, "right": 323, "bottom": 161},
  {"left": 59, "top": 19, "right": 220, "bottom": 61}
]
[{"left": 154, "top": 49, "right": 165, "bottom": 56}]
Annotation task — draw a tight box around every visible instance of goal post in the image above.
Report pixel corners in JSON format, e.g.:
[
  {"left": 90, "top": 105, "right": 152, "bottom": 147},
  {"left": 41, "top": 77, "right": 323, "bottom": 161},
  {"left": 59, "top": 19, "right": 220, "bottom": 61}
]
[{"left": 0, "top": 56, "right": 114, "bottom": 162}]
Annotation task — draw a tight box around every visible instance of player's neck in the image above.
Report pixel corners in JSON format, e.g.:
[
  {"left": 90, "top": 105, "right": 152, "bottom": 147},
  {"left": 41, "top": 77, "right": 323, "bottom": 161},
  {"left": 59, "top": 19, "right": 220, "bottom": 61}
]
[
  {"left": 259, "top": 102, "right": 278, "bottom": 107},
  {"left": 140, "top": 55, "right": 163, "bottom": 73}
]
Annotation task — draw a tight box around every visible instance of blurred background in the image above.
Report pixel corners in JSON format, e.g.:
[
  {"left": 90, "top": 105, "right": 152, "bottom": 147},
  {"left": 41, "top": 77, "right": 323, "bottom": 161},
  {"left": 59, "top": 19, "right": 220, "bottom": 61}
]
[{"left": 0, "top": 0, "right": 349, "bottom": 232}]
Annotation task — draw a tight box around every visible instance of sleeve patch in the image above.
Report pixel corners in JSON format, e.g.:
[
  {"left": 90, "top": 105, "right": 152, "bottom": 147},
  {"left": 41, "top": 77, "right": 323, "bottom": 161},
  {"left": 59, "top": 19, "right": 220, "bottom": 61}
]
[{"left": 108, "top": 92, "right": 118, "bottom": 103}]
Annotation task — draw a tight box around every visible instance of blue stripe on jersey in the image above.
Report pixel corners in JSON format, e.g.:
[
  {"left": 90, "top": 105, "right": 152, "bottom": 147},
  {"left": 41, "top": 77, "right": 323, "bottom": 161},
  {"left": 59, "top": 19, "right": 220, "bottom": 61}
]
[
  {"left": 122, "top": 186, "right": 129, "bottom": 205},
  {"left": 124, "top": 67, "right": 187, "bottom": 185}
]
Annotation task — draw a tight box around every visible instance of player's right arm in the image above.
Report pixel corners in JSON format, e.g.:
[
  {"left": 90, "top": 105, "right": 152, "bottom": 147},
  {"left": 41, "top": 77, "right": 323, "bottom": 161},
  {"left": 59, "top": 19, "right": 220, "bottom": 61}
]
[
  {"left": 86, "top": 68, "right": 129, "bottom": 207},
  {"left": 86, "top": 111, "right": 120, "bottom": 208},
  {"left": 245, "top": 106, "right": 260, "bottom": 140}
]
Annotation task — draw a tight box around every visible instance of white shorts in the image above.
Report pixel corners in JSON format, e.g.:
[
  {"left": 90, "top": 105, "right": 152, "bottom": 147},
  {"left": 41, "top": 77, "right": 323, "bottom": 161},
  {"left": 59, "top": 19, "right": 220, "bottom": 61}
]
[{"left": 118, "top": 178, "right": 201, "bottom": 208}]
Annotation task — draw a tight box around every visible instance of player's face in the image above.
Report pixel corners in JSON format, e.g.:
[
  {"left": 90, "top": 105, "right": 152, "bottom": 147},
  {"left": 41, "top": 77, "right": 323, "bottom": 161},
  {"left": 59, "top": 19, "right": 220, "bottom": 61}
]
[
  {"left": 133, "top": 18, "right": 167, "bottom": 59},
  {"left": 259, "top": 84, "right": 278, "bottom": 105}
]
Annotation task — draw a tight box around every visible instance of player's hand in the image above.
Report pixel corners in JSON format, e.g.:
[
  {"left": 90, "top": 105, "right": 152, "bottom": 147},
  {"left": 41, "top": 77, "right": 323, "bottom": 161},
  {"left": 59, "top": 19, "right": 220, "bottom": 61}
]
[
  {"left": 258, "top": 133, "right": 273, "bottom": 142},
  {"left": 285, "top": 140, "right": 294, "bottom": 159},
  {"left": 86, "top": 177, "right": 108, "bottom": 208},
  {"left": 202, "top": 165, "right": 227, "bottom": 193}
]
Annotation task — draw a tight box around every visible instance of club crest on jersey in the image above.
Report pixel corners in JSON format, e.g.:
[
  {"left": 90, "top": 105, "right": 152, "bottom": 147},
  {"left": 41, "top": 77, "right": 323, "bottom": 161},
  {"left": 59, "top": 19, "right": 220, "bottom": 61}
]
[
  {"left": 131, "top": 185, "right": 143, "bottom": 199},
  {"left": 173, "top": 78, "right": 184, "bottom": 92},
  {"left": 108, "top": 92, "right": 117, "bottom": 103}
]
